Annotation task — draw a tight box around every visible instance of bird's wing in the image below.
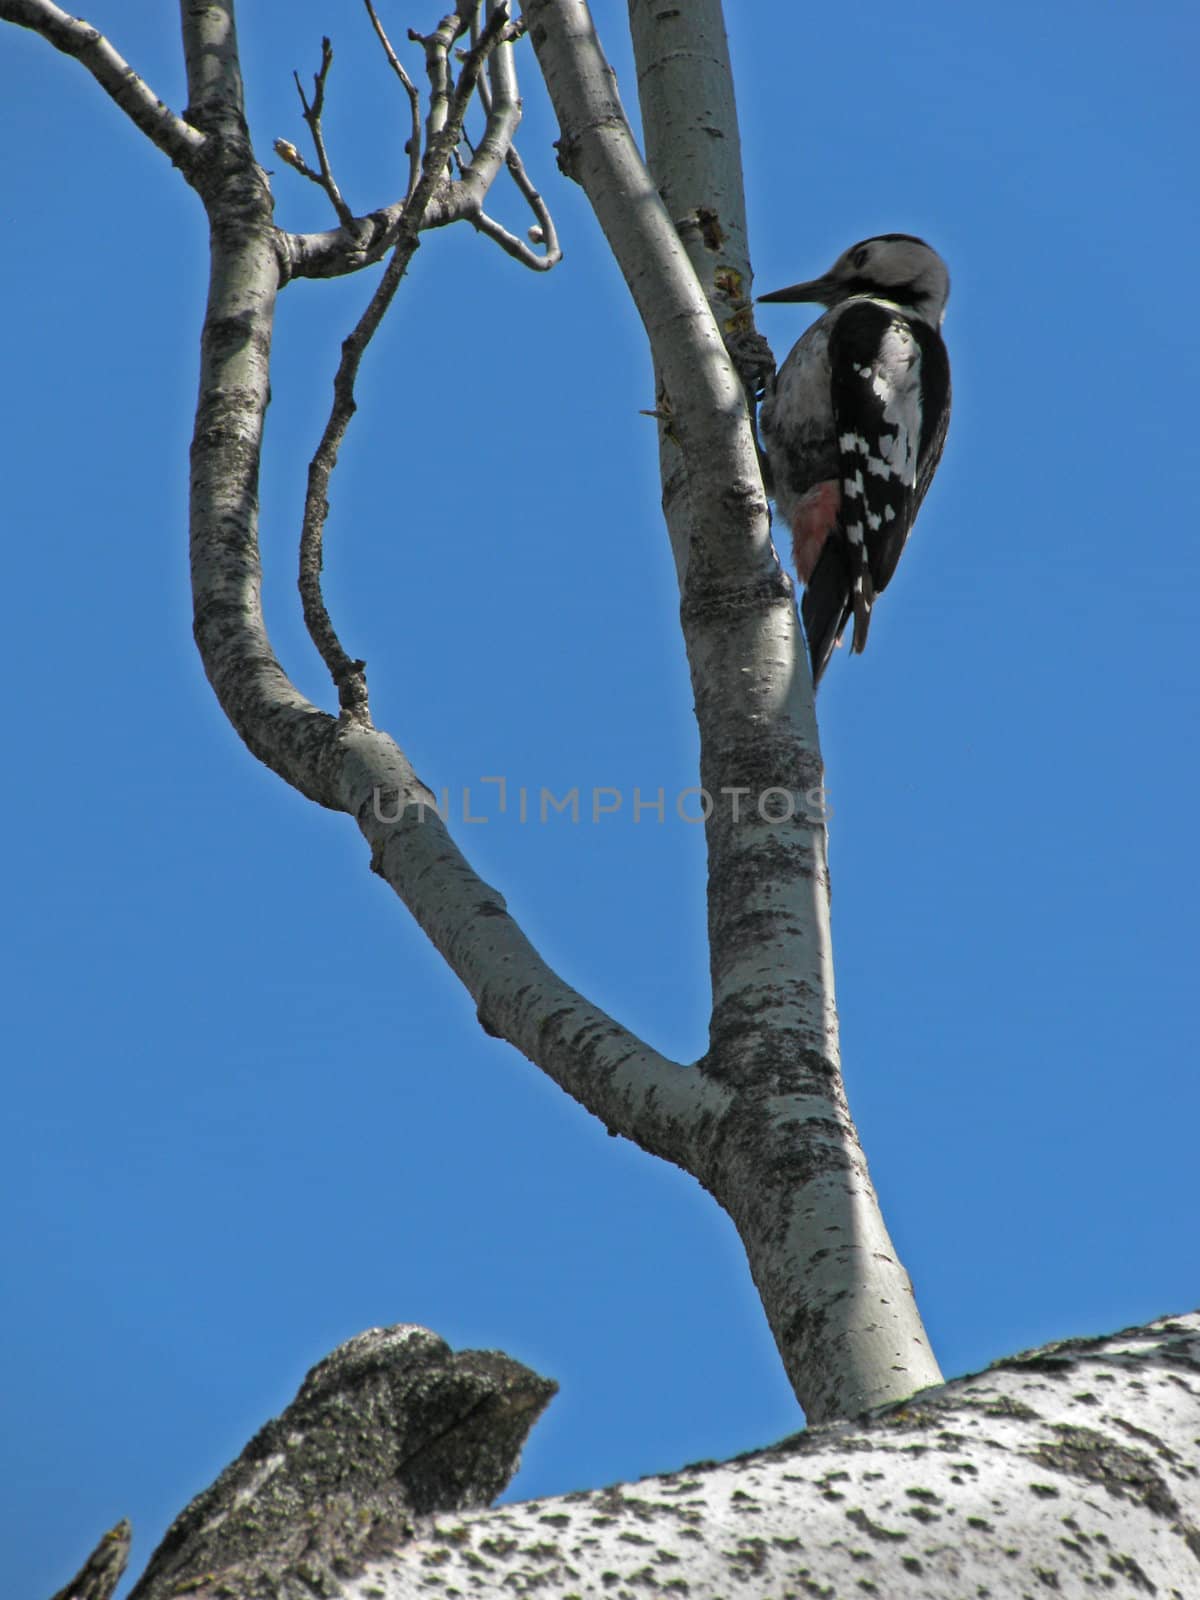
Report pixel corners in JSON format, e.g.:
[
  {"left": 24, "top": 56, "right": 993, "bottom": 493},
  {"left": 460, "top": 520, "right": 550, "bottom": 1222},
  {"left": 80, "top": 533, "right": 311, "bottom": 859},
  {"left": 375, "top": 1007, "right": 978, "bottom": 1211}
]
[{"left": 828, "top": 302, "right": 924, "bottom": 602}]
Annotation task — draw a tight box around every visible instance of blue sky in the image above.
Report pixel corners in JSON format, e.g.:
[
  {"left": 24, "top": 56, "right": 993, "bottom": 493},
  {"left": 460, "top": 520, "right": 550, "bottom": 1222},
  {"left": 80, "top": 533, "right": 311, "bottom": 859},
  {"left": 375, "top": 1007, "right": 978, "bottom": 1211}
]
[{"left": 3, "top": 2, "right": 1198, "bottom": 1594}]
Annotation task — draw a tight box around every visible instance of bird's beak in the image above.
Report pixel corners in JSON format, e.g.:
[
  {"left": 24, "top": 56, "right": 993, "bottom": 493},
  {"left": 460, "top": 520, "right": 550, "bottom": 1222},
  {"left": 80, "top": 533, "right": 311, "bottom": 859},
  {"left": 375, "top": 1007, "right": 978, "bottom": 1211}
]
[{"left": 757, "top": 274, "right": 836, "bottom": 306}]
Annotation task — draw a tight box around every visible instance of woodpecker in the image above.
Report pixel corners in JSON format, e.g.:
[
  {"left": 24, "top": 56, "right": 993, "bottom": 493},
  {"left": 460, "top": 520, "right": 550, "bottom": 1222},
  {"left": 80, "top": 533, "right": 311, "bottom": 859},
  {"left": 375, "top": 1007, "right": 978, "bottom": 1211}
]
[{"left": 758, "top": 234, "right": 951, "bottom": 686}]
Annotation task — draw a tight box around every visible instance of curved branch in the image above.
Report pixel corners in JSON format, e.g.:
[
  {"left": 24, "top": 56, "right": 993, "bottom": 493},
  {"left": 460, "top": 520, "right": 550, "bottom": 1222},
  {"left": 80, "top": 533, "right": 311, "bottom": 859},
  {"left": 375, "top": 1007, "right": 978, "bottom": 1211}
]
[
  {"left": 0, "top": 0, "right": 203, "bottom": 172},
  {"left": 471, "top": 144, "right": 562, "bottom": 269},
  {"left": 180, "top": 2, "right": 716, "bottom": 1171},
  {"left": 297, "top": 0, "right": 528, "bottom": 713}
]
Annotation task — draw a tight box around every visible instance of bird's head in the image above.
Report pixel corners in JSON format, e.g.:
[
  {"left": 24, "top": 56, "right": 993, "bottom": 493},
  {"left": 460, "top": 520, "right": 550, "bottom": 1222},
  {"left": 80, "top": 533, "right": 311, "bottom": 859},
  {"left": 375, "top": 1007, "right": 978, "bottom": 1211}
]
[{"left": 759, "top": 235, "right": 950, "bottom": 327}]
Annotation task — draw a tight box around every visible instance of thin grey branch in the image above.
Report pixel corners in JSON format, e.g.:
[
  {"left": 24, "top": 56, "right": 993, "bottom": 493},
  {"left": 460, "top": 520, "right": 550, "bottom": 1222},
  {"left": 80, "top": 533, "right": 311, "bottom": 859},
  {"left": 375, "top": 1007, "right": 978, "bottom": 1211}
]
[
  {"left": 0, "top": 0, "right": 203, "bottom": 171},
  {"left": 410, "top": 5, "right": 477, "bottom": 145},
  {"left": 452, "top": 4, "right": 562, "bottom": 269},
  {"left": 273, "top": 135, "right": 326, "bottom": 189},
  {"left": 283, "top": 5, "right": 553, "bottom": 281},
  {"left": 471, "top": 144, "right": 562, "bottom": 269},
  {"left": 292, "top": 36, "right": 357, "bottom": 230},
  {"left": 298, "top": 2, "right": 521, "bottom": 713},
  {"left": 363, "top": 0, "right": 423, "bottom": 203}
]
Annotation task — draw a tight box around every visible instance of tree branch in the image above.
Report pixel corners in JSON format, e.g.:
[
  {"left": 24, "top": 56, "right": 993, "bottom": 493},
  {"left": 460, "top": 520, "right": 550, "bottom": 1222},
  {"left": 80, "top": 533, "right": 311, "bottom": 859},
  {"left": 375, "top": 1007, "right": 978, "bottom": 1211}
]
[
  {"left": 524, "top": 0, "right": 941, "bottom": 1419},
  {"left": 178, "top": 0, "right": 709, "bottom": 1172},
  {"left": 469, "top": 143, "right": 563, "bottom": 270},
  {"left": 0, "top": 0, "right": 203, "bottom": 172},
  {"left": 363, "top": 0, "right": 423, "bottom": 203},
  {"left": 282, "top": 5, "right": 562, "bottom": 280},
  {"left": 297, "top": 1, "right": 527, "bottom": 716},
  {"left": 410, "top": 5, "right": 477, "bottom": 146},
  {"left": 291, "top": 36, "right": 358, "bottom": 231}
]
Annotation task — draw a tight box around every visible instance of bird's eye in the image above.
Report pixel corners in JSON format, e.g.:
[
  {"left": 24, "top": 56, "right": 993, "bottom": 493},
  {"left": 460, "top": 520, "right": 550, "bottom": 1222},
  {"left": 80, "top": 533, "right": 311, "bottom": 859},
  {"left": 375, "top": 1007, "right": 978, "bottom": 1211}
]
[{"left": 851, "top": 246, "right": 869, "bottom": 269}]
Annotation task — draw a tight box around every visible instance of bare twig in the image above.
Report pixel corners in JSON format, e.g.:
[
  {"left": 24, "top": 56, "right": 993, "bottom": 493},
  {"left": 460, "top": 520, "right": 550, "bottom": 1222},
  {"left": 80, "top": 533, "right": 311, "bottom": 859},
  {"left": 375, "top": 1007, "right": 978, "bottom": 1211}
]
[
  {"left": 273, "top": 136, "right": 325, "bottom": 188},
  {"left": 445, "top": 3, "right": 561, "bottom": 269},
  {"left": 291, "top": 36, "right": 356, "bottom": 230},
  {"left": 472, "top": 144, "right": 562, "bottom": 270},
  {"left": 298, "top": 3, "right": 518, "bottom": 712},
  {"left": 362, "top": 0, "right": 422, "bottom": 203},
  {"left": 449, "top": 3, "right": 560, "bottom": 269},
  {"left": 284, "top": 2, "right": 559, "bottom": 281},
  {"left": 0, "top": 0, "right": 203, "bottom": 172}
]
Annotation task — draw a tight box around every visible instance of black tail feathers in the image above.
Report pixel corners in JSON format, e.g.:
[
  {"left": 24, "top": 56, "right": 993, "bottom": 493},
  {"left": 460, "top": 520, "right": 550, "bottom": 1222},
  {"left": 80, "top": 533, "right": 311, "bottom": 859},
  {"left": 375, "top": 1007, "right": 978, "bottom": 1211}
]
[{"left": 800, "top": 541, "right": 853, "bottom": 688}]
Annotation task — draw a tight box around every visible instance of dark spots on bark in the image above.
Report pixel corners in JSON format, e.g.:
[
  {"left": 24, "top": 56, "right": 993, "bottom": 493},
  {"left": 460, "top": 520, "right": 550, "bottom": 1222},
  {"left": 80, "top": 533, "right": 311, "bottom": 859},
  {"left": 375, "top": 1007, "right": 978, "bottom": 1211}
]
[
  {"left": 1031, "top": 1425, "right": 1185, "bottom": 1524},
  {"left": 1110, "top": 1413, "right": 1186, "bottom": 1464},
  {"left": 701, "top": 1023, "right": 840, "bottom": 1095},
  {"left": 476, "top": 1004, "right": 502, "bottom": 1038},
  {"left": 905, "top": 1486, "right": 943, "bottom": 1505},
  {"left": 1003, "top": 1351, "right": 1080, "bottom": 1376},
  {"left": 723, "top": 1535, "right": 769, "bottom": 1573},
  {"left": 1107, "top": 1552, "right": 1157, "bottom": 1592},
  {"left": 552, "top": 133, "right": 578, "bottom": 181},
  {"left": 701, "top": 734, "right": 825, "bottom": 811},
  {"left": 479, "top": 1534, "right": 520, "bottom": 1558},
  {"left": 202, "top": 311, "right": 272, "bottom": 362},
  {"left": 695, "top": 206, "right": 724, "bottom": 250},
  {"left": 845, "top": 1508, "right": 908, "bottom": 1543},
  {"left": 680, "top": 569, "right": 792, "bottom": 628},
  {"left": 973, "top": 1395, "right": 1042, "bottom": 1422}
]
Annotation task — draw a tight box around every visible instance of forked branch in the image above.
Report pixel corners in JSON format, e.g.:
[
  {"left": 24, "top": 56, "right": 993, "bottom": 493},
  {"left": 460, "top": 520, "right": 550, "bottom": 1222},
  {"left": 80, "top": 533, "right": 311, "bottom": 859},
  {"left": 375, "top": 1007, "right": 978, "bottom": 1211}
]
[
  {"left": 297, "top": 1, "right": 525, "bottom": 714},
  {"left": 290, "top": 36, "right": 358, "bottom": 230}
]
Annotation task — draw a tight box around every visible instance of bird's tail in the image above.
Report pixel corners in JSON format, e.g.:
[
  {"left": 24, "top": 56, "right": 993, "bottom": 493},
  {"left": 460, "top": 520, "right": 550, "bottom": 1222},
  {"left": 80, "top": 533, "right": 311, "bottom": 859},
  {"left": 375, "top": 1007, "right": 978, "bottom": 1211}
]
[
  {"left": 848, "top": 538, "right": 877, "bottom": 655},
  {"left": 801, "top": 541, "right": 853, "bottom": 688}
]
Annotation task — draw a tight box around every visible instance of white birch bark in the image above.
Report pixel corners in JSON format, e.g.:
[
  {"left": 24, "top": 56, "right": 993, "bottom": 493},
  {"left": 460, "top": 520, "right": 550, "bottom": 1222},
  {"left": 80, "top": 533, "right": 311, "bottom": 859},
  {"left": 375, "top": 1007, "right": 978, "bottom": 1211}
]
[
  {"left": 101, "top": 1311, "right": 1200, "bottom": 1600},
  {"left": 343, "top": 1311, "right": 1200, "bottom": 1600},
  {"left": 524, "top": 0, "right": 942, "bottom": 1418}
]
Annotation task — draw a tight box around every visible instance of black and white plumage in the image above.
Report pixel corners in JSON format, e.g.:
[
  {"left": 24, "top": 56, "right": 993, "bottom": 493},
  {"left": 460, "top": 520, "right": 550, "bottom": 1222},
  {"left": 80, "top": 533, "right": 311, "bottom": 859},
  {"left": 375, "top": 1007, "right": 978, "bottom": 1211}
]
[{"left": 758, "top": 235, "right": 952, "bottom": 686}]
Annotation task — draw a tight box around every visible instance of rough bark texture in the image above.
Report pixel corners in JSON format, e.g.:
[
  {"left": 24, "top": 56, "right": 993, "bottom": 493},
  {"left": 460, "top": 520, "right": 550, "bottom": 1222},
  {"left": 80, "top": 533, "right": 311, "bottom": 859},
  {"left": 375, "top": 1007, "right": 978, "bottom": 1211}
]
[
  {"left": 47, "top": 1520, "right": 131, "bottom": 1600},
  {"left": 327, "top": 1312, "right": 1200, "bottom": 1598},
  {"left": 126, "top": 1327, "right": 556, "bottom": 1600},
  {"left": 109, "top": 1311, "right": 1200, "bottom": 1599}
]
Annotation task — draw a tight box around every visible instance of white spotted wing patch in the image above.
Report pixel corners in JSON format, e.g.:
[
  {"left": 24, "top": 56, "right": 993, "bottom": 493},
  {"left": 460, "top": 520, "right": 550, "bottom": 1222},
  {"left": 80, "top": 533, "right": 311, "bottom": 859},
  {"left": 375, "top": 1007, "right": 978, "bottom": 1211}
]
[{"left": 829, "top": 302, "right": 928, "bottom": 623}]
